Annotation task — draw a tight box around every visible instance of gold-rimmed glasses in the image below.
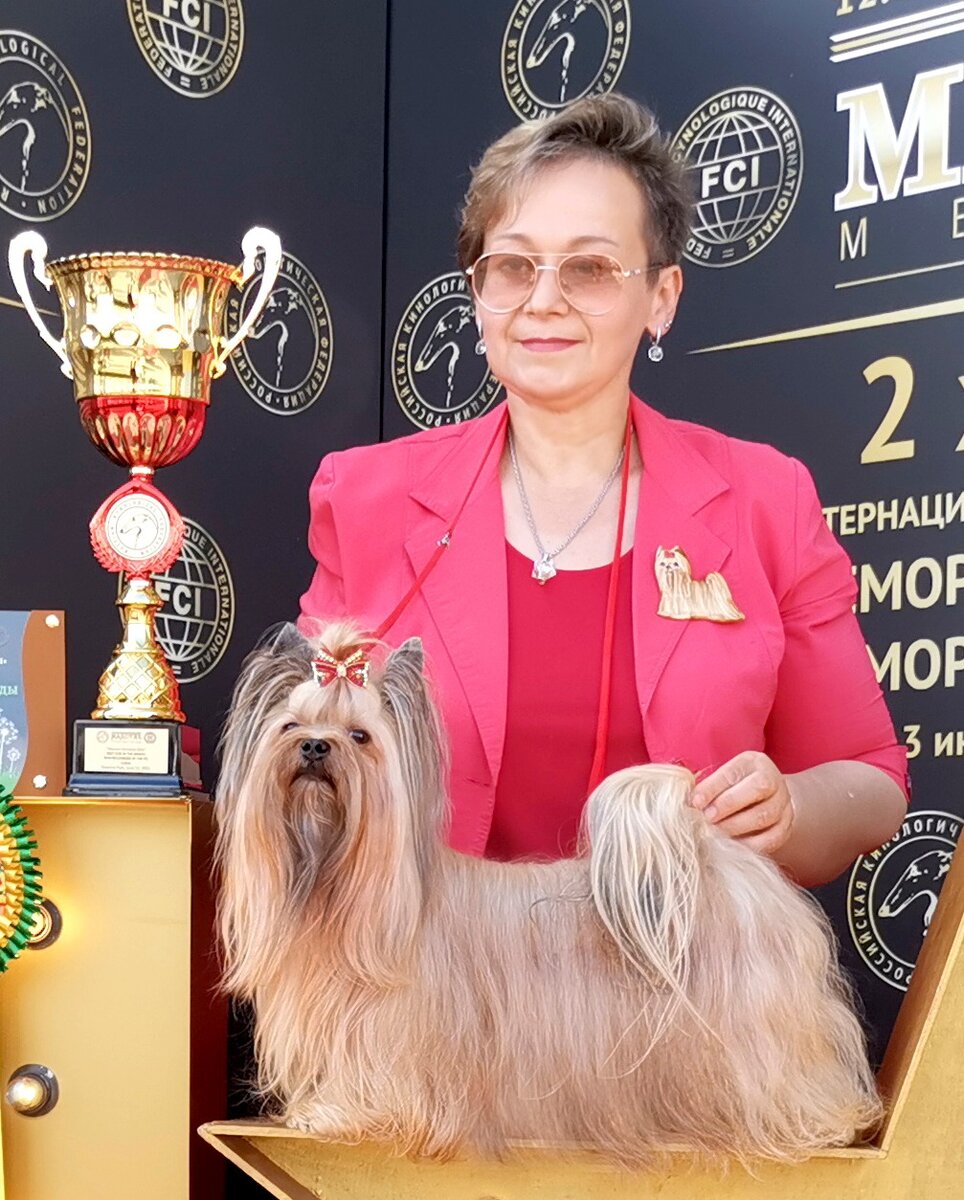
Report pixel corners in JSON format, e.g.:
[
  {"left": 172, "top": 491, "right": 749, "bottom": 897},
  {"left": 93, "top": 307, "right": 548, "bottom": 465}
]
[{"left": 466, "top": 251, "right": 669, "bottom": 316}]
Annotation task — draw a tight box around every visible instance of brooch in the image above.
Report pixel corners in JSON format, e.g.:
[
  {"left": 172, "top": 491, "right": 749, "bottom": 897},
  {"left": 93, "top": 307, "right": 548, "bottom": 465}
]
[{"left": 654, "top": 545, "right": 745, "bottom": 622}]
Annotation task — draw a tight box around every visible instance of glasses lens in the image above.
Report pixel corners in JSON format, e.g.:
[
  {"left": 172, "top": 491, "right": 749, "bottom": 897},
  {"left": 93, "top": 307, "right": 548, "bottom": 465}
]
[
  {"left": 472, "top": 253, "right": 535, "bottom": 312},
  {"left": 559, "top": 255, "right": 622, "bottom": 315}
]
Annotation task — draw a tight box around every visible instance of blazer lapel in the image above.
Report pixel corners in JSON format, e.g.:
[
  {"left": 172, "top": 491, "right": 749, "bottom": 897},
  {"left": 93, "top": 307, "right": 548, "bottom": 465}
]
[
  {"left": 405, "top": 405, "right": 509, "bottom": 785},
  {"left": 630, "top": 396, "right": 734, "bottom": 735}
]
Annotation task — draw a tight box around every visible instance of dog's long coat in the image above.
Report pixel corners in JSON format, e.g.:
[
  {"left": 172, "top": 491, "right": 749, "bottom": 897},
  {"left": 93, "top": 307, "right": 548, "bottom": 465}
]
[{"left": 216, "top": 623, "right": 882, "bottom": 1168}]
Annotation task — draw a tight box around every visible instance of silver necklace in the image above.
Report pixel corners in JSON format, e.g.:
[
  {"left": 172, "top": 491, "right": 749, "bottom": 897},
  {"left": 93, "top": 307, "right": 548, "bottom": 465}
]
[{"left": 508, "top": 428, "right": 626, "bottom": 584}]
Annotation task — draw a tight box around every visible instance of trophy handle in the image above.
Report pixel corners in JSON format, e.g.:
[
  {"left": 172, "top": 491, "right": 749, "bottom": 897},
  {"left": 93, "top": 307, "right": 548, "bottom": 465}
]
[
  {"left": 7, "top": 232, "right": 73, "bottom": 379},
  {"left": 211, "top": 226, "right": 283, "bottom": 378}
]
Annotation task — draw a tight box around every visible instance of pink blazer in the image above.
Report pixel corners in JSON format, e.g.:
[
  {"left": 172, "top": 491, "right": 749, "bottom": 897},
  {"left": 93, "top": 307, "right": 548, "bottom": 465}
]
[{"left": 299, "top": 394, "right": 910, "bottom": 856}]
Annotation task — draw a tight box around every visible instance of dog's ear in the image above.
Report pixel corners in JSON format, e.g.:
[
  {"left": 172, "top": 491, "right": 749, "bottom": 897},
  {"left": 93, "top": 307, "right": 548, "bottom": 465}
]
[
  {"left": 258, "top": 621, "right": 313, "bottom": 659},
  {"left": 379, "top": 637, "right": 426, "bottom": 712},
  {"left": 389, "top": 637, "right": 424, "bottom": 676}
]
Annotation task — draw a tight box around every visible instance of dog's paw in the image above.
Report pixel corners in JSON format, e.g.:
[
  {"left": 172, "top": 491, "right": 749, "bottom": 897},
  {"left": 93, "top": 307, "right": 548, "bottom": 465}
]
[
  {"left": 284, "top": 1102, "right": 354, "bottom": 1139},
  {"left": 284, "top": 1108, "right": 319, "bottom": 1135}
]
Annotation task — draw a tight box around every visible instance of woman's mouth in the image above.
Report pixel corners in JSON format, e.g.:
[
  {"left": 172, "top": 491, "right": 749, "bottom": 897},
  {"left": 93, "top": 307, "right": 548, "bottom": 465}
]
[{"left": 519, "top": 338, "right": 579, "bottom": 353}]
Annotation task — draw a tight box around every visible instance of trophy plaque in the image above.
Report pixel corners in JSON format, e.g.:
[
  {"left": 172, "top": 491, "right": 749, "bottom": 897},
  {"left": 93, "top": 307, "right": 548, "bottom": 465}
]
[{"left": 8, "top": 228, "right": 282, "bottom": 796}]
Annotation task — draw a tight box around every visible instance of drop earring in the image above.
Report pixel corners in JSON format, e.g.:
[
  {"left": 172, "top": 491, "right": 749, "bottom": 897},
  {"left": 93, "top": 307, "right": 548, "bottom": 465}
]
[
  {"left": 475, "top": 316, "right": 486, "bottom": 356},
  {"left": 648, "top": 324, "right": 665, "bottom": 363}
]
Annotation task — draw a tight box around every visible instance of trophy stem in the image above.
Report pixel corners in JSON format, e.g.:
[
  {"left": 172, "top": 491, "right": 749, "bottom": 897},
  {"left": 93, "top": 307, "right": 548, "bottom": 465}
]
[{"left": 93, "top": 577, "right": 185, "bottom": 723}]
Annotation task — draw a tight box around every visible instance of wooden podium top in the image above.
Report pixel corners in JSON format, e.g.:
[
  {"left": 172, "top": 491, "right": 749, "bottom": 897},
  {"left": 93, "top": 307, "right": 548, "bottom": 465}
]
[
  {"left": 15, "top": 790, "right": 210, "bottom": 807},
  {"left": 197, "top": 838, "right": 964, "bottom": 1200}
]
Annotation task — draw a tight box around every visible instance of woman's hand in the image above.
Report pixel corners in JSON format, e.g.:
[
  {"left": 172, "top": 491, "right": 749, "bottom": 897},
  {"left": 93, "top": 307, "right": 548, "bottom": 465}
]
[{"left": 688, "top": 751, "right": 795, "bottom": 856}]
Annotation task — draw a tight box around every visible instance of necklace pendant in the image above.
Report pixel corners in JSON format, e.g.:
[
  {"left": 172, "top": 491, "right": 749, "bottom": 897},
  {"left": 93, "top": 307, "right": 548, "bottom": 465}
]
[{"left": 532, "top": 554, "right": 557, "bottom": 584}]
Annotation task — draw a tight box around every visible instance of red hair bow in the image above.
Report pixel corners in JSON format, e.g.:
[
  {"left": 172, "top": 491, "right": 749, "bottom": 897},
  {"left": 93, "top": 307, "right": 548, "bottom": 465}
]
[{"left": 311, "top": 647, "right": 370, "bottom": 688}]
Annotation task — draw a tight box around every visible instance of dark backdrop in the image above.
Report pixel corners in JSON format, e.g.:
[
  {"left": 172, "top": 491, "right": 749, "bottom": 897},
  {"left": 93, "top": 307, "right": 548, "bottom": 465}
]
[{"left": 1, "top": 3, "right": 961, "bottom": 1196}]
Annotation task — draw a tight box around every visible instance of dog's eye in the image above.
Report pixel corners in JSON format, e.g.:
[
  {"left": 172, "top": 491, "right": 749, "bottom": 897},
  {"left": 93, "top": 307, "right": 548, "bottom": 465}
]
[
  {"left": 282, "top": 721, "right": 298, "bottom": 733},
  {"left": 349, "top": 729, "right": 370, "bottom": 744}
]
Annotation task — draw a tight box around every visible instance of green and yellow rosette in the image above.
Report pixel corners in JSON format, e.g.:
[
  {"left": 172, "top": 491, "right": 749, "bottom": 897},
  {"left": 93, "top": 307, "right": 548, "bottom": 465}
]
[{"left": 0, "top": 788, "right": 42, "bottom": 972}]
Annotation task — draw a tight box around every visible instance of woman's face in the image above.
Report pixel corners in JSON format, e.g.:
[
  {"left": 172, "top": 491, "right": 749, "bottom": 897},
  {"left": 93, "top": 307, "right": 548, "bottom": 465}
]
[{"left": 476, "top": 157, "right": 682, "bottom": 409}]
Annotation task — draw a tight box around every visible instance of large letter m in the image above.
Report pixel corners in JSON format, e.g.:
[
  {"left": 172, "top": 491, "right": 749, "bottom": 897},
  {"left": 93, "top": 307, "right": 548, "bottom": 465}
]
[{"left": 835, "top": 64, "right": 963, "bottom": 211}]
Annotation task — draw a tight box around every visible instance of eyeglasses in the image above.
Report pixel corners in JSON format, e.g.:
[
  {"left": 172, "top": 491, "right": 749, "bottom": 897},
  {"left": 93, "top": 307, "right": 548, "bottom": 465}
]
[{"left": 466, "top": 251, "right": 668, "bottom": 316}]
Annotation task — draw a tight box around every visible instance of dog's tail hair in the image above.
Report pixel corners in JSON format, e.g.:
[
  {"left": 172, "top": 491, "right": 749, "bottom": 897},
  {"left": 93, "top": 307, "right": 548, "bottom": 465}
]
[
  {"left": 584, "top": 764, "right": 884, "bottom": 1154},
  {"left": 583, "top": 765, "right": 706, "bottom": 1040}
]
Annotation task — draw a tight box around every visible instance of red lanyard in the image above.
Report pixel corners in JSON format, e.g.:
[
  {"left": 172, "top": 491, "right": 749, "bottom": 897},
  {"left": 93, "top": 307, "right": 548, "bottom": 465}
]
[
  {"left": 374, "top": 404, "right": 634, "bottom": 800},
  {"left": 372, "top": 406, "right": 510, "bottom": 642},
  {"left": 587, "top": 407, "right": 633, "bottom": 794}
]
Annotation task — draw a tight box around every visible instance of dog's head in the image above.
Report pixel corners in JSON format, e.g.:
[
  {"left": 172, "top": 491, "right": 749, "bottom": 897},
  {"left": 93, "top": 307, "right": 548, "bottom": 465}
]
[
  {"left": 216, "top": 621, "right": 445, "bottom": 991},
  {"left": 655, "top": 545, "right": 691, "bottom": 576},
  {"left": 249, "top": 623, "right": 391, "bottom": 829}
]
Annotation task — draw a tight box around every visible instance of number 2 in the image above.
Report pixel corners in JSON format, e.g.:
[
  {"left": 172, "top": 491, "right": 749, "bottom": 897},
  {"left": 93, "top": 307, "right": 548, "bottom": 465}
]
[{"left": 861, "top": 356, "right": 915, "bottom": 464}]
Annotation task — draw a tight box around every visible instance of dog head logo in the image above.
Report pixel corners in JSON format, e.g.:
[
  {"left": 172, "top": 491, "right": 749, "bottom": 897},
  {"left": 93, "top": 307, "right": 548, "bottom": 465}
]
[
  {"left": 226, "top": 250, "right": 333, "bottom": 416},
  {"left": 878, "top": 850, "right": 953, "bottom": 925},
  {"left": 501, "top": 0, "right": 631, "bottom": 121},
  {"left": 413, "top": 299, "right": 482, "bottom": 410},
  {"left": 848, "top": 810, "right": 961, "bottom": 992},
  {"left": 392, "top": 272, "right": 500, "bottom": 430},
  {"left": 0, "top": 32, "right": 91, "bottom": 221}
]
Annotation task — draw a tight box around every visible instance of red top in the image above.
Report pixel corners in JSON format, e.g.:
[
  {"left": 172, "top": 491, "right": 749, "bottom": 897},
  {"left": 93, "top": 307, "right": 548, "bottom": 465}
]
[{"left": 485, "top": 542, "right": 649, "bottom": 862}]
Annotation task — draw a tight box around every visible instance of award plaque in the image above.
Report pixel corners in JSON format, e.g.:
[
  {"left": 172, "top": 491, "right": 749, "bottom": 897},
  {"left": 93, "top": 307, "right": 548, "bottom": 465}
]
[
  {"left": 0, "top": 611, "right": 66, "bottom": 797},
  {"left": 8, "top": 229, "right": 282, "bottom": 796}
]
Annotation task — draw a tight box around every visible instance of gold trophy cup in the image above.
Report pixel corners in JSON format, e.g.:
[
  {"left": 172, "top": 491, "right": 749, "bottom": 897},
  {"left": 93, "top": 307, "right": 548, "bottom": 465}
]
[{"left": 8, "top": 227, "right": 282, "bottom": 795}]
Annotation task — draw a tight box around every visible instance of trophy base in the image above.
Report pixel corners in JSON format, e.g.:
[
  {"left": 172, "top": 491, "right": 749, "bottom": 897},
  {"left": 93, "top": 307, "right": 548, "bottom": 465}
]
[{"left": 65, "top": 720, "right": 184, "bottom": 797}]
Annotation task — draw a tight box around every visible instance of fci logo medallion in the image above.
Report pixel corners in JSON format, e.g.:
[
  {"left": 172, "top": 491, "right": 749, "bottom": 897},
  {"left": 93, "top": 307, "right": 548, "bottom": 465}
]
[
  {"left": 133, "top": 518, "right": 235, "bottom": 683},
  {"left": 128, "top": 0, "right": 244, "bottom": 98},
  {"left": 671, "top": 87, "right": 803, "bottom": 268}
]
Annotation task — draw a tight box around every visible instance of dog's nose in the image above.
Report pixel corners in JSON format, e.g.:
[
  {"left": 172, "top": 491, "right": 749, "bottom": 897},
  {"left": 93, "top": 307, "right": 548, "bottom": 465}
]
[{"left": 300, "top": 738, "right": 331, "bottom": 764}]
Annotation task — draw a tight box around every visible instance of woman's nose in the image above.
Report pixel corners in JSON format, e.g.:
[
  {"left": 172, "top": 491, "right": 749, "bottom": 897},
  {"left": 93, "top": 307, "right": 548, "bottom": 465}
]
[{"left": 524, "top": 264, "right": 568, "bottom": 313}]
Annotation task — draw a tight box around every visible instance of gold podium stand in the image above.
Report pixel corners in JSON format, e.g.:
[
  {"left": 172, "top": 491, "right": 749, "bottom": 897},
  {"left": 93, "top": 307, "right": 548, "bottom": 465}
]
[
  {"left": 1, "top": 792, "right": 226, "bottom": 1200},
  {"left": 199, "top": 840, "right": 964, "bottom": 1200}
]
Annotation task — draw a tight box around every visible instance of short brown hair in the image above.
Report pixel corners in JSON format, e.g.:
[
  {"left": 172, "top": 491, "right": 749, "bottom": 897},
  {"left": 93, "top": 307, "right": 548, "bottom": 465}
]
[{"left": 457, "top": 93, "right": 692, "bottom": 273}]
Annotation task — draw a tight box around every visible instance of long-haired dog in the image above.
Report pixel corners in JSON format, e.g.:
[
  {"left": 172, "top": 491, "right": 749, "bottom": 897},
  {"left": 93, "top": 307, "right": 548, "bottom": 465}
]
[{"left": 216, "top": 622, "right": 882, "bottom": 1168}]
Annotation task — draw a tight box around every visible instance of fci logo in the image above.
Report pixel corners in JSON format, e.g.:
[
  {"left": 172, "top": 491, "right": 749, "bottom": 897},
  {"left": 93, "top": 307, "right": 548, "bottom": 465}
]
[
  {"left": 671, "top": 87, "right": 803, "bottom": 268},
  {"left": 128, "top": 0, "right": 244, "bottom": 98},
  {"left": 121, "top": 518, "right": 235, "bottom": 682}
]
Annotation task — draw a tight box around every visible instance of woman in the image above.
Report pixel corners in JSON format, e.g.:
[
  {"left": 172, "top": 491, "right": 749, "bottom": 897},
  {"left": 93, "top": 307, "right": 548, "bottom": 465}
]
[{"left": 300, "top": 93, "right": 909, "bottom": 888}]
